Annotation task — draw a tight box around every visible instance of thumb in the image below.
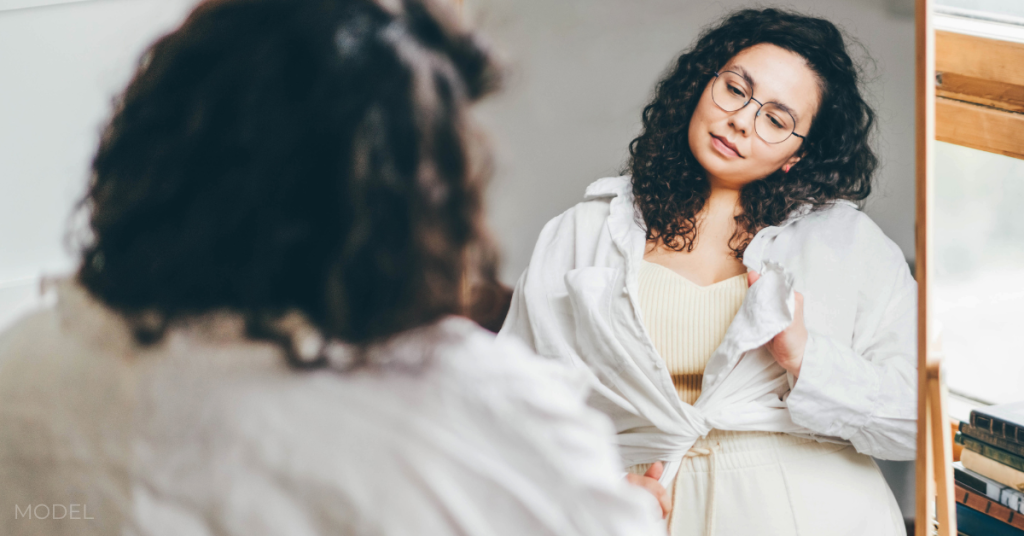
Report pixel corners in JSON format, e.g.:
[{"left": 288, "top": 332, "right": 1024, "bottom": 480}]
[
  {"left": 747, "top": 270, "right": 761, "bottom": 287},
  {"left": 644, "top": 461, "right": 664, "bottom": 480}
]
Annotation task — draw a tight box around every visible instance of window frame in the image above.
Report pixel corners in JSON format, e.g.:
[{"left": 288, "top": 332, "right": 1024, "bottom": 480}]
[
  {"left": 935, "top": 9, "right": 1024, "bottom": 160},
  {"left": 932, "top": 8, "right": 1024, "bottom": 406}
]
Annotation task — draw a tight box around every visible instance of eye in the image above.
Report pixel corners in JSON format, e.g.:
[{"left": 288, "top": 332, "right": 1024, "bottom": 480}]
[
  {"left": 727, "top": 83, "right": 747, "bottom": 98},
  {"left": 768, "top": 114, "right": 786, "bottom": 130}
]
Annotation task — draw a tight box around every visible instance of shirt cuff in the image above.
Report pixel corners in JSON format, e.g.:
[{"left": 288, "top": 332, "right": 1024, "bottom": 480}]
[{"left": 785, "top": 332, "right": 879, "bottom": 439}]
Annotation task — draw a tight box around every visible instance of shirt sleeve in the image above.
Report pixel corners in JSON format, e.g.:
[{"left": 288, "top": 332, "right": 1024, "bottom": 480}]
[
  {"left": 499, "top": 267, "right": 539, "bottom": 351},
  {"left": 497, "top": 206, "right": 578, "bottom": 363},
  {"left": 785, "top": 266, "right": 918, "bottom": 461}
]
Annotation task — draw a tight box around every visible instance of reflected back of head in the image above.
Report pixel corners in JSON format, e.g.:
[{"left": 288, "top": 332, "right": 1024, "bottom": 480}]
[{"left": 77, "top": 0, "right": 501, "bottom": 364}]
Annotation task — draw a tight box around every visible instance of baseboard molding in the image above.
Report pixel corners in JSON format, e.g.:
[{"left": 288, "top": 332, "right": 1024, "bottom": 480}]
[
  {"left": 0, "top": 278, "right": 41, "bottom": 333},
  {"left": 0, "top": 0, "right": 99, "bottom": 13}
]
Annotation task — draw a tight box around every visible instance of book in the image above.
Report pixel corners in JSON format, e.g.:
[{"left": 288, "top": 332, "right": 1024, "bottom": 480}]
[
  {"left": 962, "top": 421, "right": 1024, "bottom": 458},
  {"left": 957, "top": 503, "right": 1024, "bottom": 536},
  {"left": 958, "top": 432, "right": 1024, "bottom": 472},
  {"left": 962, "top": 449, "right": 1024, "bottom": 492},
  {"left": 973, "top": 402, "right": 1024, "bottom": 446},
  {"left": 955, "top": 483, "right": 1024, "bottom": 531},
  {"left": 955, "top": 462, "right": 1024, "bottom": 514}
]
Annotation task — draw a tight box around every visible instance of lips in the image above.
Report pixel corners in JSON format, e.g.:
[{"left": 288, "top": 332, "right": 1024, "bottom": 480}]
[{"left": 711, "top": 134, "right": 743, "bottom": 158}]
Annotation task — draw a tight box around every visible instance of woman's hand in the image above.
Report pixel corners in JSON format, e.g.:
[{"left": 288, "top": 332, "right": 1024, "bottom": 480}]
[
  {"left": 625, "top": 461, "right": 671, "bottom": 519},
  {"left": 747, "top": 270, "right": 807, "bottom": 378}
]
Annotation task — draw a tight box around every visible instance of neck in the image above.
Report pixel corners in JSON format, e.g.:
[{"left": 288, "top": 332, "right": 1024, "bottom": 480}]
[{"left": 704, "top": 175, "right": 742, "bottom": 216}]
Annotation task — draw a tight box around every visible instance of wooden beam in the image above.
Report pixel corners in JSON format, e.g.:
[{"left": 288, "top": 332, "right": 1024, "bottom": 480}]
[
  {"left": 929, "top": 363, "right": 957, "bottom": 536},
  {"left": 936, "top": 97, "right": 1024, "bottom": 160},
  {"left": 937, "top": 72, "right": 1024, "bottom": 114},
  {"left": 937, "top": 31, "right": 1024, "bottom": 88},
  {"left": 935, "top": 29, "right": 1024, "bottom": 160}
]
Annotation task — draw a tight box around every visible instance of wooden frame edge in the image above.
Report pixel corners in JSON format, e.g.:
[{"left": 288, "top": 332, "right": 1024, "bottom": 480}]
[
  {"left": 936, "top": 97, "right": 1024, "bottom": 160},
  {"left": 917, "top": 1, "right": 958, "bottom": 534}
]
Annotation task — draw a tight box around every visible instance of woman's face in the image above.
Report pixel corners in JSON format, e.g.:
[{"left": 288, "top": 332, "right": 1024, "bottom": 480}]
[{"left": 688, "top": 43, "right": 821, "bottom": 189}]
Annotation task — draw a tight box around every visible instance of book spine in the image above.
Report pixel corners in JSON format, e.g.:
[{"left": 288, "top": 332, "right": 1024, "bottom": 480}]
[
  {"left": 955, "top": 462, "right": 1024, "bottom": 513},
  {"left": 973, "top": 409, "right": 1024, "bottom": 446},
  {"left": 962, "top": 449, "right": 1024, "bottom": 492},
  {"left": 957, "top": 504, "right": 1024, "bottom": 536},
  {"left": 958, "top": 432, "right": 1024, "bottom": 472},
  {"left": 955, "top": 483, "right": 1024, "bottom": 530},
  {"left": 955, "top": 463, "right": 1001, "bottom": 500},
  {"left": 962, "top": 422, "right": 1024, "bottom": 458},
  {"left": 1006, "top": 488, "right": 1024, "bottom": 515}
]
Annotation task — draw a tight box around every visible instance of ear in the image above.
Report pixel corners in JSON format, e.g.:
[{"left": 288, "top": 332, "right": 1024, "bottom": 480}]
[{"left": 782, "top": 154, "right": 801, "bottom": 173}]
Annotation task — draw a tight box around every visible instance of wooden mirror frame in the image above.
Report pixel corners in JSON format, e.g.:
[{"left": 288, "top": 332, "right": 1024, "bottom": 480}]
[{"left": 915, "top": 0, "right": 957, "bottom": 534}]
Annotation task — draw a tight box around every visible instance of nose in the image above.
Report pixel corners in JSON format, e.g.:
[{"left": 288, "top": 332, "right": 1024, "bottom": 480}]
[{"left": 728, "top": 102, "right": 758, "bottom": 137}]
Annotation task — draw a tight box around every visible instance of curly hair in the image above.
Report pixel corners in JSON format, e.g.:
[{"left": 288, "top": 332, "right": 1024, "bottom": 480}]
[
  {"left": 627, "top": 8, "right": 877, "bottom": 257},
  {"left": 75, "top": 0, "right": 501, "bottom": 367}
]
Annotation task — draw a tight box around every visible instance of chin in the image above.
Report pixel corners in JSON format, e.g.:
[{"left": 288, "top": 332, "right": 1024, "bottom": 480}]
[{"left": 692, "top": 149, "right": 730, "bottom": 178}]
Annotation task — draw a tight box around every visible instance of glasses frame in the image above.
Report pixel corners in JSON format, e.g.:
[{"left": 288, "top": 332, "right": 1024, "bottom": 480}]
[{"left": 711, "top": 71, "right": 807, "bottom": 145}]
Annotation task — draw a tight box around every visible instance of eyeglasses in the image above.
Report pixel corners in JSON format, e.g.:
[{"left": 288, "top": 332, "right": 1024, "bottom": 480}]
[{"left": 711, "top": 71, "right": 806, "bottom": 145}]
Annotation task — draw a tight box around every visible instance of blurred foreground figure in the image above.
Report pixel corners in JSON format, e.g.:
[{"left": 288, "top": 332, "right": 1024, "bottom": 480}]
[{"left": 0, "top": 1, "right": 659, "bottom": 534}]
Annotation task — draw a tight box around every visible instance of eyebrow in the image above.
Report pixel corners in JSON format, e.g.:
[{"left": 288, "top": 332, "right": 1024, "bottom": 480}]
[{"left": 731, "top": 64, "right": 802, "bottom": 124}]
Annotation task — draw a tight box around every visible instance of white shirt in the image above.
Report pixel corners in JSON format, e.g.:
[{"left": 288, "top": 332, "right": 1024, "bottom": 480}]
[
  {"left": 0, "top": 279, "right": 661, "bottom": 536},
  {"left": 499, "top": 175, "right": 918, "bottom": 486}
]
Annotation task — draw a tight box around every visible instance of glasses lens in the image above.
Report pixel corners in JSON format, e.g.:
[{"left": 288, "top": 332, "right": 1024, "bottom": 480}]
[
  {"left": 712, "top": 72, "right": 749, "bottom": 112},
  {"left": 755, "top": 103, "right": 796, "bottom": 144}
]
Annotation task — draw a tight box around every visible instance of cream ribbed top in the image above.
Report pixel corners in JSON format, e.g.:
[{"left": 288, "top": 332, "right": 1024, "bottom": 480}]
[{"left": 637, "top": 260, "right": 748, "bottom": 405}]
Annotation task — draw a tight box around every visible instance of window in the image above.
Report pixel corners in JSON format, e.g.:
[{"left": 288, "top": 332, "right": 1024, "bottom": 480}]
[
  {"left": 935, "top": 142, "right": 1024, "bottom": 407},
  {"left": 932, "top": 5, "right": 1024, "bottom": 418}
]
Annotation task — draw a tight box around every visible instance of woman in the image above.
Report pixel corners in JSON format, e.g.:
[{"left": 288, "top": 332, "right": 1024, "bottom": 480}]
[
  {"left": 0, "top": 1, "right": 661, "bottom": 535},
  {"left": 500, "top": 8, "right": 916, "bottom": 536}
]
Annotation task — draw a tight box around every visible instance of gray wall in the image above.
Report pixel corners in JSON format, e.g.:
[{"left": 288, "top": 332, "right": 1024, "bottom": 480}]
[
  {"left": 0, "top": 0, "right": 199, "bottom": 330},
  {"left": 469, "top": 0, "right": 917, "bottom": 284}
]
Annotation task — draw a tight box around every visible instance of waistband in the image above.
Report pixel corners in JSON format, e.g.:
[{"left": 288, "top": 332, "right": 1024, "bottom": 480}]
[{"left": 681, "top": 429, "right": 850, "bottom": 472}]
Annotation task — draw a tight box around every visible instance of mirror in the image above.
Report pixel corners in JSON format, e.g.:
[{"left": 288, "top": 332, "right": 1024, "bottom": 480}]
[
  {"left": 0, "top": 0, "right": 930, "bottom": 534},
  {"left": 466, "top": 0, "right": 918, "bottom": 533}
]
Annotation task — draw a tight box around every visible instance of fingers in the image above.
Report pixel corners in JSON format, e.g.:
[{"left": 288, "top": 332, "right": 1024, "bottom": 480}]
[
  {"left": 641, "top": 478, "right": 670, "bottom": 518},
  {"left": 625, "top": 471, "right": 672, "bottom": 519},
  {"left": 655, "top": 481, "right": 671, "bottom": 518},
  {"left": 747, "top": 270, "right": 760, "bottom": 287},
  {"left": 644, "top": 461, "right": 664, "bottom": 480}
]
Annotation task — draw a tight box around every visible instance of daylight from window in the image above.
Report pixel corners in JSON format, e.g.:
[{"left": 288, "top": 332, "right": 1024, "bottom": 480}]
[{"left": 934, "top": 141, "right": 1024, "bottom": 404}]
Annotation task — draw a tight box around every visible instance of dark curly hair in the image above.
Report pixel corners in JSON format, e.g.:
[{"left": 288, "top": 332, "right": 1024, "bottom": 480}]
[
  {"left": 627, "top": 8, "right": 877, "bottom": 257},
  {"left": 75, "top": 0, "right": 501, "bottom": 367}
]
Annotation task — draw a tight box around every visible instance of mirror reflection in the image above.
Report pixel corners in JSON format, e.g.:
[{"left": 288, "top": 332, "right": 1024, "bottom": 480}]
[{"left": 0, "top": 0, "right": 924, "bottom": 535}]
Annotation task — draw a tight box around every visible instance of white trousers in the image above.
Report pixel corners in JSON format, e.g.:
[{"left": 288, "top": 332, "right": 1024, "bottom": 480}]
[{"left": 639, "top": 430, "right": 907, "bottom": 536}]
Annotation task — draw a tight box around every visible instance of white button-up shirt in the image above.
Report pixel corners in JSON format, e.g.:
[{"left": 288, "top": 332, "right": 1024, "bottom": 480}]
[
  {"left": 0, "top": 279, "right": 661, "bottom": 535},
  {"left": 499, "top": 175, "right": 918, "bottom": 486}
]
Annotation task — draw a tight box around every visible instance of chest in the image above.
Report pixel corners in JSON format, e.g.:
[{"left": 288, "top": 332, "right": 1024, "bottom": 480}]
[
  {"left": 643, "top": 237, "right": 747, "bottom": 287},
  {"left": 634, "top": 261, "right": 749, "bottom": 403}
]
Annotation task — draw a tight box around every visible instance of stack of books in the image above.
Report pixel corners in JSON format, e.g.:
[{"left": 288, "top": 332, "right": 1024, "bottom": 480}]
[{"left": 954, "top": 401, "right": 1024, "bottom": 536}]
